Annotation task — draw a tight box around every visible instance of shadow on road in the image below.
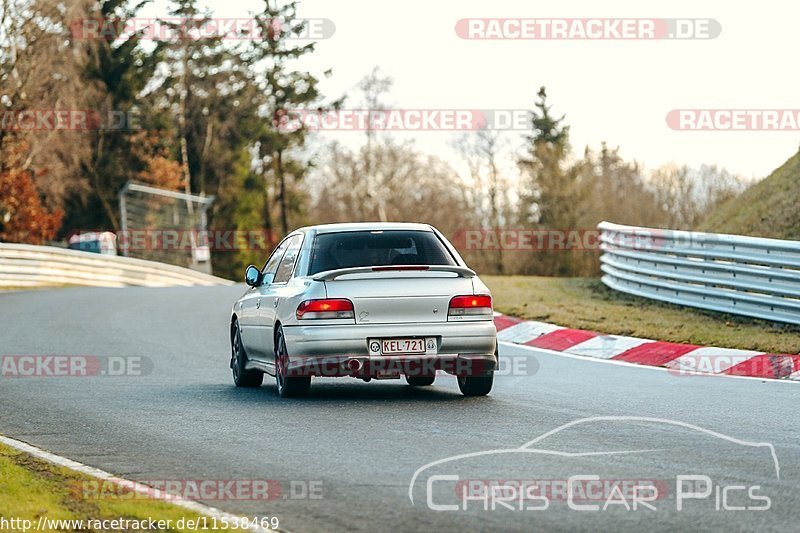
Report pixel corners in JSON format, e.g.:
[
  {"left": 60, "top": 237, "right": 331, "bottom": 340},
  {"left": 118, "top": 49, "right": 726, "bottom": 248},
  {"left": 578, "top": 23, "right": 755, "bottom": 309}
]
[{"left": 189, "top": 381, "right": 493, "bottom": 405}]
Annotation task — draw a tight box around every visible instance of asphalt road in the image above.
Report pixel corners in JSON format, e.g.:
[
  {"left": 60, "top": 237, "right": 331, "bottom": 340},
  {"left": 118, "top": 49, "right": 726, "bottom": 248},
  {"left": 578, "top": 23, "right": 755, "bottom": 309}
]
[{"left": 1, "top": 286, "right": 799, "bottom": 532}]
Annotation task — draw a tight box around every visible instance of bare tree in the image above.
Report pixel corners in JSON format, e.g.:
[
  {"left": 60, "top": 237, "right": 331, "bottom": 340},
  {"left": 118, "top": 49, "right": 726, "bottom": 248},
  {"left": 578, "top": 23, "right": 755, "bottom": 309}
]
[
  {"left": 649, "top": 163, "right": 745, "bottom": 229},
  {"left": 453, "top": 128, "right": 508, "bottom": 273},
  {"left": 355, "top": 66, "right": 394, "bottom": 221},
  {"left": 309, "top": 139, "right": 471, "bottom": 237},
  {"left": 0, "top": 0, "right": 96, "bottom": 208}
]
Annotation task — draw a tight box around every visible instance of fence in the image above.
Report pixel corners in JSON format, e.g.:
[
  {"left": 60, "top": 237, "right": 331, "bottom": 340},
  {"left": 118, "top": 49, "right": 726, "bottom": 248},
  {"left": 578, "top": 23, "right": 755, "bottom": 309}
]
[
  {"left": 598, "top": 221, "right": 800, "bottom": 325},
  {"left": 0, "top": 243, "right": 233, "bottom": 288},
  {"left": 119, "top": 181, "right": 215, "bottom": 274}
]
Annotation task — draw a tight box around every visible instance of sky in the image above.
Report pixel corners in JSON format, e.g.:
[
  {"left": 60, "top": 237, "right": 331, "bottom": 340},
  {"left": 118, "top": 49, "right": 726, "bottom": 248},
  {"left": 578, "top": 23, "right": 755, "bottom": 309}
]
[{"left": 143, "top": 0, "right": 800, "bottom": 181}]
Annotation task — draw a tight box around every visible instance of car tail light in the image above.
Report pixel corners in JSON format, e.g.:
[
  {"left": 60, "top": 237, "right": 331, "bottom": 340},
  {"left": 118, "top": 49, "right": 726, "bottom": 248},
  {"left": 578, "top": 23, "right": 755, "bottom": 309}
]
[
  {"left": 296, "top": 299, "right": 355, "bottom": 320},
  {"left": 448, "top": 295, "right": 493, "bottom": 320}
]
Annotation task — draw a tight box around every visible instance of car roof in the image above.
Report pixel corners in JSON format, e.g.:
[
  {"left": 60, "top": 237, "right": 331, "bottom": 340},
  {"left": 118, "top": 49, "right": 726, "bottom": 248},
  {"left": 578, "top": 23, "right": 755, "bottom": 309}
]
[{"left": 295, "top": 222, "right": 435, "bottom": 235}]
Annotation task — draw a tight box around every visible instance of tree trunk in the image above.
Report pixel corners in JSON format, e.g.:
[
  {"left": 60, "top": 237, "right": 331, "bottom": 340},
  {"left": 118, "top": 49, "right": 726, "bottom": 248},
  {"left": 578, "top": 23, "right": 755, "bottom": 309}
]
[
  {"left": 89, "top": 133, "right": 119, "bottom": 231},
  {"left": 178, "top": 47, "right": 193, "bottom": 214},
  {"left": 262, "top": 165, "right": 273, "bottom": 241},
  {"left": 273, "top": 149, "right": 288, "bottom": 235}
]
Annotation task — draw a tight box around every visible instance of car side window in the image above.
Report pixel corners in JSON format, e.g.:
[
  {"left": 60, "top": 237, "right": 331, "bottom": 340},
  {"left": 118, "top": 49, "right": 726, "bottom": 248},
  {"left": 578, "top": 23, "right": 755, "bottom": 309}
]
[
  {"left": 273, "top": 235, "right": 303, "bottom": 284},
  {"left": 261, "top": 240, "right": 290, "bottom": 285}
]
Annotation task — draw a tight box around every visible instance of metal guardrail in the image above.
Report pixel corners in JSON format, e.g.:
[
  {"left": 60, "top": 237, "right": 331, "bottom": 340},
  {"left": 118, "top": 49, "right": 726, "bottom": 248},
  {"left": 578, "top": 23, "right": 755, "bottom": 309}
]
[
  {"left": 598, "top": 221, "right": 800, "bottom": 325},
  {"left": 0, "top": 243, "right": 234, "bottom": 288}
]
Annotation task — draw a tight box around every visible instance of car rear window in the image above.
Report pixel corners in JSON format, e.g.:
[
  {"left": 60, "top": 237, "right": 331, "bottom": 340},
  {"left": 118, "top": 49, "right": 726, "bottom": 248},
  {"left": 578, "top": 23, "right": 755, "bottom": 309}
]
[{"left": 308, "top": 230, "right": 457, "bottom": 275}]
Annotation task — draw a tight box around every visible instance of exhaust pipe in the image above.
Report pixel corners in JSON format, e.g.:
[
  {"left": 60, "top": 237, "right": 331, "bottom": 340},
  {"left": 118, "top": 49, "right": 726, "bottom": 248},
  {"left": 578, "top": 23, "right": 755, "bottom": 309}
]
[{"left": 345, "top": 358, "right": 364, "bottom": 372}]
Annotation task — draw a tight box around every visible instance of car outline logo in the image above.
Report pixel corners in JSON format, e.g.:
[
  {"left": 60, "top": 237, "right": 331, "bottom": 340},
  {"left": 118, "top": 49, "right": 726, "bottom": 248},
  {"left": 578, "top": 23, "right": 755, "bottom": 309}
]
[{"left": 408, "top": 415, "right": 780, "bottom": 505}]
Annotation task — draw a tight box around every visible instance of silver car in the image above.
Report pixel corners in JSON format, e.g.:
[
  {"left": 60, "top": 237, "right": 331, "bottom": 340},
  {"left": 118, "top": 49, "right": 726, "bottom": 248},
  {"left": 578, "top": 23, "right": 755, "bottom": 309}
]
[{"left": 229, "top": 222, "right": 497, "bottom": 397}]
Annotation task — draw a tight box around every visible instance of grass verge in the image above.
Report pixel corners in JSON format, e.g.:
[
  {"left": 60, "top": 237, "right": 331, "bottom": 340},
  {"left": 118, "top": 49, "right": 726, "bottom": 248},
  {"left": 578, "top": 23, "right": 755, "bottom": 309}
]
[
  {"left": 485, "top": 275, "right": 800, "bottom": 354},
  {"left": 0, "top": 441, "right": 237, "bottom": 532}
]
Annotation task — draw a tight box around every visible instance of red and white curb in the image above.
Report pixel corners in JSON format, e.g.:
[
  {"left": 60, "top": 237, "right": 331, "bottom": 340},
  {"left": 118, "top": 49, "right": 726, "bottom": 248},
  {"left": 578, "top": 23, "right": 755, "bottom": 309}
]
[{"left": 493, "top": 314, "right": 800, "bottom": 381}]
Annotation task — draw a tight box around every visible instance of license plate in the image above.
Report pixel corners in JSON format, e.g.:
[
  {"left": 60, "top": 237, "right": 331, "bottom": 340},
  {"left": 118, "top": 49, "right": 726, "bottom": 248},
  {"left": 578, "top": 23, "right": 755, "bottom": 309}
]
[{"left": 381, "top": 338, "right": 426, "bottom": 355}]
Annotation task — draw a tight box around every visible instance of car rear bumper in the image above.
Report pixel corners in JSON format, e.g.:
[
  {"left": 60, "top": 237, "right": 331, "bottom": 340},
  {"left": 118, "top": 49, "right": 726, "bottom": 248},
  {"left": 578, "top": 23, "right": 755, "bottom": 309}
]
[{"left": 281, "top": 321, "right": 497, "bottom": 377}]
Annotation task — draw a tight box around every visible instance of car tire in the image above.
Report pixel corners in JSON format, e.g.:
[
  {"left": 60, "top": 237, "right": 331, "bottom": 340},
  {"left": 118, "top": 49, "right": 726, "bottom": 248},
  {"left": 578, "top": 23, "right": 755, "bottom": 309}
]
[
  {"left": 275, "top": 326, "right": 311, "bottom": 398},
  {"left": 406, "top": 375, "right": 436, "bottom": 387},
  {"left": 457, "top": 373, "right": 493, "bottom": 396},
  {"left": 231, "top": 320, "right": 263, "bottom": 388}
]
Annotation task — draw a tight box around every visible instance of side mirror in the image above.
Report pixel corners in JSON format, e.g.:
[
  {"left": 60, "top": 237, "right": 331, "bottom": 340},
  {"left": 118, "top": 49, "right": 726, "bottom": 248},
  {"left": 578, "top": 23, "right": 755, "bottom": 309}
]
[{"left": 244, "top": 265, "right": 262, "bottom": 287}]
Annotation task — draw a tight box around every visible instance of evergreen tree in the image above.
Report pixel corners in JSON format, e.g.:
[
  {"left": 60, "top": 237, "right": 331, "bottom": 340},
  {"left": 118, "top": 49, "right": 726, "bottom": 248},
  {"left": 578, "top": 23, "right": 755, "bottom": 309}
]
[
  {"left": 518, "top": 87, "right": 582, "bottom": 275},
  {"left": 64, "top": 0, "right": 162, "bottom": 233},
  {"left": 245, "top": 0, "right": 324, "bottom": 235}
]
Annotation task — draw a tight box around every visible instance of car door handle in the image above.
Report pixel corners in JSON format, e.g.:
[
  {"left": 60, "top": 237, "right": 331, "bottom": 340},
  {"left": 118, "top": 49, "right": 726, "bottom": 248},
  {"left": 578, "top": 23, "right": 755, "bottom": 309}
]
[
  {"left": 256, "top": 299, "right": 261, "bottom": 309},
  {"left": 273, "top": 299, "right": 279, "bottom": 308}
]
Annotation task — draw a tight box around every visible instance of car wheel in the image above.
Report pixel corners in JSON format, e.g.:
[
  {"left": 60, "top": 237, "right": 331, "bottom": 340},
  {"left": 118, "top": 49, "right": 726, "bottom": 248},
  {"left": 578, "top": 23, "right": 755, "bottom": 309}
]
[
  {"left": 231, "top": 320, "right": 263, "bottom": 388},
  {"left": 275, "top": 326, "right": 311, "bottom": 398},
  {"left": 457, "top": 373, "right": 493, "bottom": 396},
  {"left": 406, "top": 375, "right": 436, "bottom": 387}
]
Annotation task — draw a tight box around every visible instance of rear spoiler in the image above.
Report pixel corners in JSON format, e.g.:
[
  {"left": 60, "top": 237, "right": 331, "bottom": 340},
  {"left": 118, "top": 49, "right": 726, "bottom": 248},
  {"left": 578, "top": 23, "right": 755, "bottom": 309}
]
[{"left": 312, "top": 265, "right": 476, "bottom": 281}]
